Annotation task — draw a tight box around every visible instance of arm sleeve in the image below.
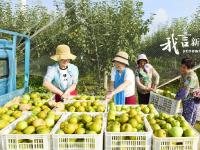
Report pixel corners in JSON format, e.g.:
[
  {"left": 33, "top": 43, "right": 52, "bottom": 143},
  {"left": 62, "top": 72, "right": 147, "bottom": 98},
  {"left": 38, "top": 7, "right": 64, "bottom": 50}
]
[
  {"left": 44, "top": 66, "right": 55, "bottom": 82},
  {"left": 125, "top": 69, "right": 134, "bottom": 82},
  {"left": 176, "top": 75, "right": 194, "bottom": 99},
  {"left": 152, "top": 67, "right": 160, "bottom": 85},
  {"left": 135, "top": 69, "right": 147, "bottom": 90},
  {"left": 136, "top": 76, "right": 147, "bottom": 90},
  {"left": 111, "top": 68, "right": 115, "bottom": 81},
  {"left": 184, "top": 75, "right": 195, "bottom": 96},
  {"left": 72, "top": 66, "right": 79, "bottom": 84}
]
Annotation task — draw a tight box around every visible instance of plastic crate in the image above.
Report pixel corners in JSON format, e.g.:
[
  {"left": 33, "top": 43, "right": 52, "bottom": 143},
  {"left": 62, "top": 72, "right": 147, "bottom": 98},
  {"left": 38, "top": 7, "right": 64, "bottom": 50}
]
[
  {"left": 199, "top": 136, "right": 200, "bottom": 150},
  {"left": 64, "top": 100, "right": 107, "bottom": 112},
  {"left": 149, "top": 92, "right": 181, "bottom": 115},
  {"left": 0, "top": 112, "right": 27, "bottom": 150},
  {"left": 107, "top": 104, "right": 158, "bottom": 115},
  {"left": 66, "top": 99, "right": 107, "bottom": 105},
  {"left": 51, "top": 112, "right": 104, "bottom": 150},
  {"left": 107, "top": 104, "right": 137, "bottom": 112},
  {"left": 69, "top": 95, "right": 105, "bottom": 101},
  {"left": 196, "top": 105, "right": 200, "bottom": 121},
  {"left": 105, "top": 116, "right": 153, "bottom": 150},
  {"left": 1, "top": 112, "right": 51, "bottom": 150},
  {"left": 152, "top": 127, "right": 199, "bottom": 150}
]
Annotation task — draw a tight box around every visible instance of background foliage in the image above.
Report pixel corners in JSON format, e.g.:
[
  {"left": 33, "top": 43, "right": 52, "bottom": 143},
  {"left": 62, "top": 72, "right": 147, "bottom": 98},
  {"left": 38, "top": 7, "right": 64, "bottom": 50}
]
[{"left": 1, "top": 0, "right": 200, "bottom": 94}]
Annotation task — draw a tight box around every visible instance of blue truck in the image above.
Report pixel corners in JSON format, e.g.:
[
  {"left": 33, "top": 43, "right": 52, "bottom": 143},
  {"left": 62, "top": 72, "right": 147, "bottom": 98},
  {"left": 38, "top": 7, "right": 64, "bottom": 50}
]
[{"left": 0, "top": 29, "right": 30, "bottom": 106}]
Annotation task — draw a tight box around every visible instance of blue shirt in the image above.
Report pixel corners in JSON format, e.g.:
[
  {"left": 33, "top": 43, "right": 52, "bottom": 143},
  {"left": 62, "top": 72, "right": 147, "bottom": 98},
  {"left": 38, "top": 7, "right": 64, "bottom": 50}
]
[{"left": 44, "top": 63, "right": 79, "bottom": 92}]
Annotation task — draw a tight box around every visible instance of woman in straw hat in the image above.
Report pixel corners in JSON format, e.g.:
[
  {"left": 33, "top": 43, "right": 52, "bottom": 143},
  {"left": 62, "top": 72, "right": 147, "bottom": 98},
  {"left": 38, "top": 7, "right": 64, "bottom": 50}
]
[
  {"left": 43, "top": 44, "right": 78, "bottom": 102},
  {"left": 135, "top": 54, "right": 159, "bottom": 104},
  {"left": 106, "top": 51, "right": 136, "bottom": 104}
]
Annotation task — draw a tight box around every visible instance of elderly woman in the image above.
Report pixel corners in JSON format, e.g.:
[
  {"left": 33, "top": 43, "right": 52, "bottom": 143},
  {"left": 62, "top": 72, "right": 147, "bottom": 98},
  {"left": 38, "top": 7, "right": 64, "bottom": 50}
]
[
  {"left": 106, "top": 51, "right": 136, "bottom": 105},
  {"left": 135, "top": 54, "right": 160, "bottom": 104},
  {"left": 43, "top": 44, "right": 79, "bottom": 102},
  {"left": 176, "top": 58, "right": 200, "bottom": 125}
]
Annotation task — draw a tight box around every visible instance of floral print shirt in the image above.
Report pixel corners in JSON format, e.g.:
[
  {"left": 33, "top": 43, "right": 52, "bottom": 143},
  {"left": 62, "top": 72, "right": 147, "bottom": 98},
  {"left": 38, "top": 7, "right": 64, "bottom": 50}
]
[
  {"left": 135, "top": 64, "right": 160, "bottom": 94},
  {"left": 179, "top": 70, "right": 199, "bottom": 99}
]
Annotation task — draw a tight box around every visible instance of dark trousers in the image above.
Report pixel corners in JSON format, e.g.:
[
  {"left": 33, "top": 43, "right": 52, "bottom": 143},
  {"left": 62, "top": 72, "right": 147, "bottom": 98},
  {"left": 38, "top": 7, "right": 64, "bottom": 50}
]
[
  {"left": 182, "top": 98, "right": 199, "bottom": 126},
  {"left": 138, "top": 92, "right": 150, "bottom": 104}
]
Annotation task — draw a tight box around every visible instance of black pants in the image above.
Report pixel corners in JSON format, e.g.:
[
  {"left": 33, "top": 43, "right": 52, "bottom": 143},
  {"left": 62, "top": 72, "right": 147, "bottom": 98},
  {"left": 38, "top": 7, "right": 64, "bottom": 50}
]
[{"left": 138, "top": 92, "right": 150, "bottom": 104}]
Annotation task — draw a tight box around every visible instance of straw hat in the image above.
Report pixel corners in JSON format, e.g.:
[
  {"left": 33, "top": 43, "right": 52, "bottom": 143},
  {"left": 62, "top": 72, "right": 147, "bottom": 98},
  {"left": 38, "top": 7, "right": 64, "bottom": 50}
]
[
  {"left": 113, "top": 51, "right": 129, "bottom": 66},
  {"left": 50, "top": 44, "right": 76, "bottom": 61},
  {"left": 137, "top": 54, "right": 149, "bottom": 64}
]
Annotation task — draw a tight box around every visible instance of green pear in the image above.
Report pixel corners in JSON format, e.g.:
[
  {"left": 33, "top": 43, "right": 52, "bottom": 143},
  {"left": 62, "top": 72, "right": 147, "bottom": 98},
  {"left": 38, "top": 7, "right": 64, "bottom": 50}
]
[
  {"left": 119, "top": 113, "right": 129, "bottom": 123},
  {"left": 121, "top": 123, "right": 132, "bottom": 132}
]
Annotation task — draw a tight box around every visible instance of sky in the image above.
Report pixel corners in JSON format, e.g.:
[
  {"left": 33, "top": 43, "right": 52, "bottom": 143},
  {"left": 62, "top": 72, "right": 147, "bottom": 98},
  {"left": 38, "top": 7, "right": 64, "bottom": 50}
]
[
  {"left": 10, "top": 0, "right": 200, "bottom": 33},
  {"left": 141, "top": 0, "right": 200, "bottom": 33}
]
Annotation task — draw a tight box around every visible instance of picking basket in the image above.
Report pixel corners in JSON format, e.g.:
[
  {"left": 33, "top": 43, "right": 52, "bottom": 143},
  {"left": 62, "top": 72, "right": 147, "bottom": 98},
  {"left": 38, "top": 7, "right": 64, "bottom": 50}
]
[
  {"left": 149, "top": 92, "right": 181, "bottom": 115},
  {"left": 105, "top": 115, "right": 153, "bottom": 150},
  {"left": 1, "top": 112, "right": 52, "bottom": 150},
  {"left": 64, "top": 100, "right": 107, "bottom": 113},
  {"left": 152, "top": 127, "right": 199, "bottom": 150},
  {"left": 107, "top": 104, "right": 158, "bottom": 115},
  {"left": 0, "top": 112, "right": 26, "bottom": 150},
  {"left": 51, "top": 112, "right": 104, "bottom": 150}
]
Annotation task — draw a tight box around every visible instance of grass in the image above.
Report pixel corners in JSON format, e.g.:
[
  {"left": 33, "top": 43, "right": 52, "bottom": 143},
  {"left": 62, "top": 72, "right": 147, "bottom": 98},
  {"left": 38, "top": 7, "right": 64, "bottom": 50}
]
[{"left": 16, "top": 75, "right": 106, "bottom": 95}]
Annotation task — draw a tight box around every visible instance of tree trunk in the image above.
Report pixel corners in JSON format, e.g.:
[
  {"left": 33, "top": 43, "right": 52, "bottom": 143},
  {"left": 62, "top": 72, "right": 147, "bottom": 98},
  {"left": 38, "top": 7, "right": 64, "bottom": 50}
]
[{"left": 104, "top": 71, "right": 108, "bottom": 90}]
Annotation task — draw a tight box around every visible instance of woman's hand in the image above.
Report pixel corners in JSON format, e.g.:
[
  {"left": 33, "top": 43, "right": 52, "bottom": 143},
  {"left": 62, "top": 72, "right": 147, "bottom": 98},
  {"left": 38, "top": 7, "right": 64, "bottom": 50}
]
[
  {"left": 58, "top": 91, "right": 64, "bottom": 97},
  {"left": 61, "top": 84, "right": 77, "bottom": 100},
  {"left": 146, "top": 87, "right": 154, "bottom": 92},
  {"left": 106, "top": 91, "right": 114, "bottom": 101},
  {"left": 61, "top": 91, "right": 70, "bottom": 100},
  {"left": 151, "top": 84, "right": 157, "bottom": 90},
  {"left": 43, "top": 80, "right": 64, "bottom": 97}
]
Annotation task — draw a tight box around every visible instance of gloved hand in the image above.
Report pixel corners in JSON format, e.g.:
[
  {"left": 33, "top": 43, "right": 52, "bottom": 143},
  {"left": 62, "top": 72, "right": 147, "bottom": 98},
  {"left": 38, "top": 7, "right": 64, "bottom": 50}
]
[
  {"left": 175, "top": 88, "right": 187, "bottom": 100},
  {"left": 193, "top": 89, "right": 200, "bottom": 98},
  {"left": 193, "top": 89, "right": 200, "bottom": 104}
]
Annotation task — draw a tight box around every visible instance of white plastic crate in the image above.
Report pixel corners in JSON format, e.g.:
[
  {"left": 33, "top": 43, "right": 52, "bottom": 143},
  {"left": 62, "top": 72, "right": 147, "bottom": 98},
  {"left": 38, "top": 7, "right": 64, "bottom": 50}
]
[
  {"left": 69, "top": 95, "right": 105, "bottom": 101},
  {"left": 105, "top": 116, "right": 153, "bottom": 150},
  {"left": 64, "top": 99, "right": 107, "bottom": 104},
  {"left": 152, "top": 127, "right": 199, "bottom": 150},
  {"left": 51, "top": 94, "right": 106, "bottom": 105},
  {"left": 199, "top": 136, "right": 200, "bottom": 150},
  {"left": 1, "top": 112, "right": 52, "bottom": 150},
  {"left": 107, "top": 104, "right": 158, "bottom": 115},
  {"left": 149, "top": 92, "right": 181, "bottom": 115},
  {"left": 64, "top": 100, "right": 107, "bottom": 112},
  {"left": 196, "top": 105, "right": 200, "bottom": 121},
  {"left": 0, "top": 112, "right": 27, "bottom": 150},
  {"left": 51, "top": 112, "right": 104, "bottom": 150},
  {"left": 107, "top": 104, "right": 137, "bottom": 112}
]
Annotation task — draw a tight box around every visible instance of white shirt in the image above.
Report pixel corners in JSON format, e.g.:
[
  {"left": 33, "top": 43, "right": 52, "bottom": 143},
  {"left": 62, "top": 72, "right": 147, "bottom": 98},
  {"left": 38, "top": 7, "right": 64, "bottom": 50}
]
[
  {"left": 111, "top": 68, "right": 135, "bottom": 97},
  {"left": 44, "top": 63, "right": 79, "bottom": 91},
  {"left": 58, "top": 68, "right": 69, "bottom": 89}
]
